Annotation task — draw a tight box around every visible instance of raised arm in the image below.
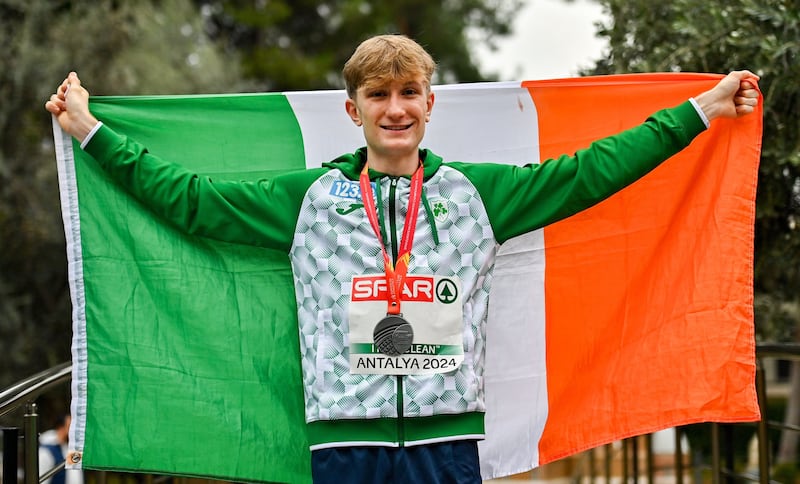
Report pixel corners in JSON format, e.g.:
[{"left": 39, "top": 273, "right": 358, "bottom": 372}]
[
  {"left": 459, "top": 71, "right": 761, "bottom": 243},
  {"left": 44, "top": 72, "right": 317, "bottom": 252}
]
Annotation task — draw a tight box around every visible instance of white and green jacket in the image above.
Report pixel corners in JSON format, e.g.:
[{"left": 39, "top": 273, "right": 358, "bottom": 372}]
[{"left": 82, "top": 100, "right": 707, "bottom": 450}]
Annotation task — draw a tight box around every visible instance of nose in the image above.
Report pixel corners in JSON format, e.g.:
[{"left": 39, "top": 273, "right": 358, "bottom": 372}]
[{"left": 386, "top": 92, "right": 404, "bottom": 117}]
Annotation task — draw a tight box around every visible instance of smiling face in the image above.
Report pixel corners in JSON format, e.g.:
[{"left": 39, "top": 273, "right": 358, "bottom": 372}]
[
  {"left": 342, "top": 35, "right": 437, "bottom": 175},
  {"left": 345, "top": 76, "right": 434, "bottom": 175}
]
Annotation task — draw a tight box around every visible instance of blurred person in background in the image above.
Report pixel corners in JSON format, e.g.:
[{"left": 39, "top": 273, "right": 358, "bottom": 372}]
[{"left": 39, "top": 414, "right": 83, "bottom": 484}]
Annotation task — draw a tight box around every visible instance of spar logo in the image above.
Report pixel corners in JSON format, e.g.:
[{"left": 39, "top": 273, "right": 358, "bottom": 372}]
[
  {"left": 352, "top": 275, "right": 434, "bottom": 302},
  {"left": 436, "top": 278, "right": 458, "bottom": 304}
]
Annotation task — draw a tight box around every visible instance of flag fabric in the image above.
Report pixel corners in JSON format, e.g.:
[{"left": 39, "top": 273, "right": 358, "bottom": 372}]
[{"left": 54, "top": 74, "right": 762, "bottom": 483}]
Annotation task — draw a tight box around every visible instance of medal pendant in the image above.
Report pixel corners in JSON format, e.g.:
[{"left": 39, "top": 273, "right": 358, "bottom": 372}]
[{"left": 373, "top": 314, "right": 414, "bottom": 356}]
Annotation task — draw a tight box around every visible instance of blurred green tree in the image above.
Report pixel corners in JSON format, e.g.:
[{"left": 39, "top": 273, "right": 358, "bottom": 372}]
[
  {"left": 0, "top": 0, "right": 241, "bottom": 392},
  {"left": 0, "top": 0, "right": 520, "bottom": 392},
  {"left": 193, "top": 0, "right": 522, "bottom": 91}
]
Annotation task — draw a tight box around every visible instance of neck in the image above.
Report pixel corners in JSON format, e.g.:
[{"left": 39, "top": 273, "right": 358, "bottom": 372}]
[{"left": 366, "top": 149, "right": 420, "bottom": 176}]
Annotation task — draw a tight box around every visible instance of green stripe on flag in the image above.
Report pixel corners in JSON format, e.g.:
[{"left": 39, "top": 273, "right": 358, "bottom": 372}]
[
  {"left": 90, "top": 93, "right": 307, "bottom": 174},
  {"left": 74, "top": 94, "right": 311, "bottom": 483}
]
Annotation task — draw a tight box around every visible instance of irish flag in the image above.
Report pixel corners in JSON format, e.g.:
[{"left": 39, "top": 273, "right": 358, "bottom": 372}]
[{"left": 54, "top": 74, "right": 762, "bottom": 483}]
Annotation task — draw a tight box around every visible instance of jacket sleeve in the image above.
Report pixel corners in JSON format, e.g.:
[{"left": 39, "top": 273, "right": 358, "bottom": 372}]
[
  {"left": 454, "top": 100, "right": 708, "bottom": 244},
  {"left": 82, "top": 124, "right": 321, "bottom": 251}
]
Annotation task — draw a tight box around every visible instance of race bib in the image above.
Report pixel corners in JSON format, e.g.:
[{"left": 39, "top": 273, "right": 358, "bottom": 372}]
[{"left": 348, "top": 274, "right": 464, "bottom": 375}]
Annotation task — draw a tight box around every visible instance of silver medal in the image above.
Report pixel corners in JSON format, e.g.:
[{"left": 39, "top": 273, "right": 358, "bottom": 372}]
[{"left": 373, "top": 315, "right": 414, "bottom": 356}]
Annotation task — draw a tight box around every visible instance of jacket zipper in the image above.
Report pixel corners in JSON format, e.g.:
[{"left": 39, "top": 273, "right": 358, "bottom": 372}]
[{"left": 387, "top": 176, "right": 405, "bottom": 447}]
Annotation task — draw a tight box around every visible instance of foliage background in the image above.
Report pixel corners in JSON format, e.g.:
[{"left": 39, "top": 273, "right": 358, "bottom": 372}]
[{"left": 0, "top": 0, "right": 520, "bottom": 391}]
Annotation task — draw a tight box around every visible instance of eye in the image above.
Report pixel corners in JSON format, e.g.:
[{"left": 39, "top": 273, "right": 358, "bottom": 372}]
[{"left": 368, "top": 90, "right": 387, "bottom": 98}]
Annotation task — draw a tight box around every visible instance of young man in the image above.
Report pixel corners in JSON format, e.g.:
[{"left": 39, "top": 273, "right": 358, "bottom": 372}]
[{"left": 47, "top": 35, "right": 759, "bottom": 483}]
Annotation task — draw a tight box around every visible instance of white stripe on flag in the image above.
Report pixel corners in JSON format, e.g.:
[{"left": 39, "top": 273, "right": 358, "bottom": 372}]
[
  {"left": 53, "top": 119, "right": 88, "bottom": 468},
  {"left": 284, "top": 90, "right": 362, "bottom": 169},
  {"left": 481, "top": 230, "right": 548, "bottom": 478},
  {"left": 426, "top": 81, "right": 540, "bottom": 165},
  {"left": 290, "top": 82, "right": 548, "bottom": 479}
]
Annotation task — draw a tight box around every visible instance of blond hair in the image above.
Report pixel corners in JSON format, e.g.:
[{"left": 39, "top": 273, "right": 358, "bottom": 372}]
[{"left": 343, "top": 35, "right": 436, "bottom": 98}]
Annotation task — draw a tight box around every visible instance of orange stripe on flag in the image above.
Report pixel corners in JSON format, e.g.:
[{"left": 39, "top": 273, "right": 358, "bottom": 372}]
[{"left": 523, "top": 74, "right": 762, "bottom": 463}]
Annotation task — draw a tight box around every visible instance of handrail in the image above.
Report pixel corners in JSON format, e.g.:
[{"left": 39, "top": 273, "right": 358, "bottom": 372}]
[
  {"left": 38, "top": 460, "right": 67, "bottom": 482},
  {"left": 1, "top": 363, "right": 72, "bottom": 484},
  {"left": 756, "top": 342, "right": 800, "bottom": 359},
  {"left": 0, "top": 362, "right": 69, "bottom": 402},
  {"left": 0, "top": 361, "right": 72, "bottom": 419}
]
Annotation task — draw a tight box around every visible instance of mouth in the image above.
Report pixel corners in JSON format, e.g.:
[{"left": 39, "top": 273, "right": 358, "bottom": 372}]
[{"left": 381, "top": 123, "right": 413, "bottom": 131}]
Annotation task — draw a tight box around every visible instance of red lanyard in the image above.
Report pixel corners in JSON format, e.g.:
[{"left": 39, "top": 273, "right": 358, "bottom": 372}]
[{"left": 359, "top": 161, "right": 424, "bottom": 315}]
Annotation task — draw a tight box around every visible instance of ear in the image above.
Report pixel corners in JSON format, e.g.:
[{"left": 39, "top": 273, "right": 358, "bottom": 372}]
[
  {"left": 425, "top": 91, "right": 435, "bottom": 122},
  {"left": 345, "top": 97, "right": 362, "bottom": 126}
]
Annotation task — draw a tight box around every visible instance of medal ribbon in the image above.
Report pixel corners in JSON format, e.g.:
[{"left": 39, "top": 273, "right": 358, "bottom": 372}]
[{"left": 359, "top": 161, "right": 424, "bottom": 315}]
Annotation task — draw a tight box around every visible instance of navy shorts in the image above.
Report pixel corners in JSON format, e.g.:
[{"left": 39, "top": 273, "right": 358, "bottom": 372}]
[{"left": 311, "top": 440, "right": 481, "bottom": 484}]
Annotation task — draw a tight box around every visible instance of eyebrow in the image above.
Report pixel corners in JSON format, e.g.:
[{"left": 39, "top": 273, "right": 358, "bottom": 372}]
[{"left": 359, "top": 77, "right": 425, "bottom": 93}]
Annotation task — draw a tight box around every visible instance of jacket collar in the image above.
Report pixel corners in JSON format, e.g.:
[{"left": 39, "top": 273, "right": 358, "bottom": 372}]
[{"left": 323, "top": 147, "right": 443, "bottom": 181}]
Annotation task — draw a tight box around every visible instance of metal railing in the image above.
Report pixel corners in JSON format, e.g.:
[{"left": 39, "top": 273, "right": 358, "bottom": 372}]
[
  {"left": 1, "top": 363, "right": 71, "bottom": 484},
  {"left": 2, "top": 344, "right": 799, "bottom": 484}
]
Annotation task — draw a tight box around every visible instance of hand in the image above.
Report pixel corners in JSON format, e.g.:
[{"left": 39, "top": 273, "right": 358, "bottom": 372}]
[
  {"left": 694, "top": 70, "right": 760, "bottom": 121},
  {"left": 45, "top": 72, "right": 98, "bottom": 142}
]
